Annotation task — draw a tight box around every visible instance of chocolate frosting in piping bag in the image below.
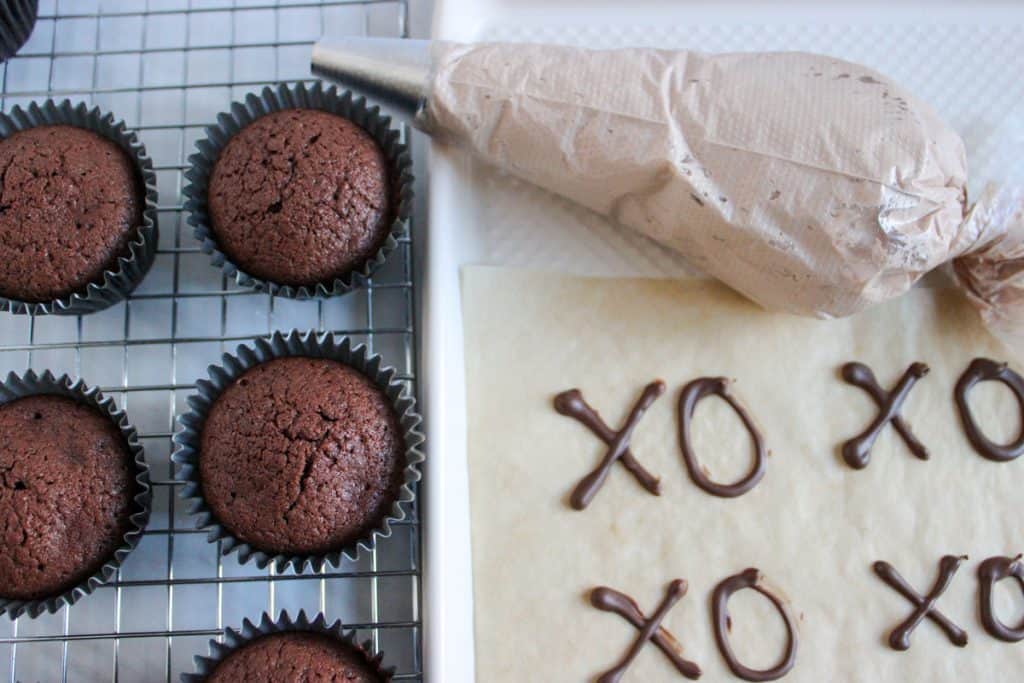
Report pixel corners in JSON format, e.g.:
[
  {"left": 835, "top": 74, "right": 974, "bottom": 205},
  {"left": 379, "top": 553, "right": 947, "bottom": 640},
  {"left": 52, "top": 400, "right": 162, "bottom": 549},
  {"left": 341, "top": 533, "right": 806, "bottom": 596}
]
[{"left": 410, "top": 41, "right": 1024, "bottom": 352}]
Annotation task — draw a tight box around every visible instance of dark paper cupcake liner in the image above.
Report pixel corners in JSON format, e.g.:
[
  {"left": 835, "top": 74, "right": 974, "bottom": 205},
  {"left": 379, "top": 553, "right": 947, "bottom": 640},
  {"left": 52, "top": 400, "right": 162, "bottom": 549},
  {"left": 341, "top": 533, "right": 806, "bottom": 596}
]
[
  {"left": 182, "top": 81, "right": 414, "bottom": 299},
  {"left": 171, "top": 329, "right": 424, "bottom": 573},
  {"left": 0, "top": 0, "right": 37, "bottom": 62},
  {"left": 0, "top": 369, "right": 152, "bottom": 619},
  {"left": 0, "top": 99, "right": 159, "bottom": 316},
  {"left": 181, "top": 609, "right": 394, "bottom": 682}
]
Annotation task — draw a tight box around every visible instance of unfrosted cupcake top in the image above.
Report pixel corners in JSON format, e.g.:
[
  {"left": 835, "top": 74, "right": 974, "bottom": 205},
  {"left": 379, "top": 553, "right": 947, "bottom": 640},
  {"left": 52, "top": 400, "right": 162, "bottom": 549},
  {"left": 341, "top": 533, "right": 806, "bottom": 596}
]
[
  {"left": 0, "top": 125, "right": 143, "bottom": 302},
  {"left": 0, "top": 395, "right": 136, "bottom": 600},
  {"left": 199, "top": 357, "right": 405, "bottom": 556},
  {"left": 207, "top": 108, "right": 392, "bottom": 288},
  {"left": 207, "top": 632, "right": 387, "bottom": 683}
]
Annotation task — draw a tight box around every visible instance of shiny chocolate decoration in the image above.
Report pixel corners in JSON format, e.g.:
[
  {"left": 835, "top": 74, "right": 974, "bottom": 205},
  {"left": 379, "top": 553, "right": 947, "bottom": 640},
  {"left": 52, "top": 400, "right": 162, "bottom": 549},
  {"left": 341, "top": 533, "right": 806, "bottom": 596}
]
[
  {"left": 873, "top": 555, "right": 968, "bottom": 650},
  {"left": 555, "top": 381, "right": 665, "bottom": 510},
  {"left": 954, "top": 358, "right": 1024, "bottom": 462},
  {"left": 678, "top": 377, "right": 766, "bottom": 498},
  {"left": 840, "top": 362, "right": 929, "bottom": 469},
  {"left": 711, "top": 568, "right": 798, "bottom": 682},
  {"left": 590, "top": 579, "right": 701, "bottom": 682},
  {"left": 978, "top": 554, "right": 1024, "bottom": 642}
]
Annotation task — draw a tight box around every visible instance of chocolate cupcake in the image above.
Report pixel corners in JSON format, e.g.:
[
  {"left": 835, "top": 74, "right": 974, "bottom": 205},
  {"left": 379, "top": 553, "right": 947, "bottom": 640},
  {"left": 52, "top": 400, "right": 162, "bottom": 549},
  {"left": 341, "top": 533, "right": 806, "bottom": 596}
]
[
  {"left": 183, "top": 610, "right": 393, "bottom": 683},
  {"left": 208, "top": 109, "right": 390, "bottom": 288},
  {"left": 0, "top": 100, "right": 158, "bottom": 316},
  {"left": 173, "top": 330, "right": 423, "bottom": 571},
  {"left": 0, "top": 395, "right": 133, "bottom": 600},
  {"left": 184, "top": 82, "right": 413, "bottom": 299},
  {"left": 206, "top": 632, "right": 385, "bottom": 682},
  {"left": 200, "top": 356, "right": 403, "bottom": 556},
  {"left": 0, "top": 0, "right": 37, "bottom": 62},
  {"left": 0, "top": 370, "right": 150, "bottom": 619},
  {"left": 0, "top": 125, "right": 142, "bottom": 303}
]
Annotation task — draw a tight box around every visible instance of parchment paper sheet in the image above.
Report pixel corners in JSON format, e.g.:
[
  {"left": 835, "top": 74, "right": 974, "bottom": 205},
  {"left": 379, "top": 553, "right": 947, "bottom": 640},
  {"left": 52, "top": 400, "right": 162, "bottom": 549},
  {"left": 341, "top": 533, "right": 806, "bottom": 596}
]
[{"left": 463, "top": 266, "right": 1024, "bottom": 682}]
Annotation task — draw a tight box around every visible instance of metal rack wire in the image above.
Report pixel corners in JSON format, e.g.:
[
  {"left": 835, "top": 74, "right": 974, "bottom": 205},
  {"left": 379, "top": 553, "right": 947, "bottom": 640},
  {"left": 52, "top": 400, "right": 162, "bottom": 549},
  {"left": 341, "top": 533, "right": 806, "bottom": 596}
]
[{"left": 0, "top": 1, "right": 421, "bottom": 680}]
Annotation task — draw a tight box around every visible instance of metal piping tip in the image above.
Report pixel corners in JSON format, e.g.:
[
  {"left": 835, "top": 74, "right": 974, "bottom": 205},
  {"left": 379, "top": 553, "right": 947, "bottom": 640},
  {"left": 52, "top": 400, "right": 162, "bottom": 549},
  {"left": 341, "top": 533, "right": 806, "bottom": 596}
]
[{"left": 311, "top": 36, "right": 432, "bottom": 114}]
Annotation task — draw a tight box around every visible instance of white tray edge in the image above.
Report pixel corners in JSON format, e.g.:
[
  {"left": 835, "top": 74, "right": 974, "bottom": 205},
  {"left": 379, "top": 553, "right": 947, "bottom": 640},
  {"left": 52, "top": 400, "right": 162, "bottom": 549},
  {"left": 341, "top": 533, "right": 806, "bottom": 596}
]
[{"left": 422, "top": 144, "right": 478, "bottom": 683}]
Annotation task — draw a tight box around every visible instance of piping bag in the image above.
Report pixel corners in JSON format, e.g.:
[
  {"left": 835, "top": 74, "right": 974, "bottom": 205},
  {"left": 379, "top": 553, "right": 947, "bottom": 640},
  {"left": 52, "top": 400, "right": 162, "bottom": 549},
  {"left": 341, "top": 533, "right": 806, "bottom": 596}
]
[{"left": 313, "top": 37, "right": 1024, "bottom": 349}]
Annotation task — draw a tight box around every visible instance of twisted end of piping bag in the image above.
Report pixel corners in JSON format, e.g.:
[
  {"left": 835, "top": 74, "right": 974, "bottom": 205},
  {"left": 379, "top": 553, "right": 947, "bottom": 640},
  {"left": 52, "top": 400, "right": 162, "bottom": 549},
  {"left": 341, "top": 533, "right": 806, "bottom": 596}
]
[{"left": 954, "top": 183, "right": 1024, "bottom": 356}]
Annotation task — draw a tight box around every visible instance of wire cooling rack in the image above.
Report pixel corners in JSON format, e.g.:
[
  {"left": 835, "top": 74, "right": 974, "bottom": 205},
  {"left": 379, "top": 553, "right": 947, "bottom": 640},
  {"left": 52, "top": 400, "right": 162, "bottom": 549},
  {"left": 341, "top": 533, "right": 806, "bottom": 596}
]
[{"left": 0, "top": 1, "right": 421, "bottom": 681}]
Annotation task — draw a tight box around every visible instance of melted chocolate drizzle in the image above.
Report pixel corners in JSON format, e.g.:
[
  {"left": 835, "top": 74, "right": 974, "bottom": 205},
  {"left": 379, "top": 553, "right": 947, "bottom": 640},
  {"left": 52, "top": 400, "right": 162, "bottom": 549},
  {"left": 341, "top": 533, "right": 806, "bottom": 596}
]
[
  {"left": 873, "top": 555, "right": 968, "bottom": 650},
  {"left": 678, "top": 377, "right": 766, "bottom": 498},
  {"left": 954, "top": 358, "right": 1024, "bottom": 462},
  {"left": 590, "top": 580, "right": 702, "bottom": 681},
  {"left": 840, "top": 362, "right": 929, "bottom": 469},
  {"left": 711, "top": 568, "right": 798, "bottom": 682},
  {"left": 555, "top": 381, "right": 665, "bottom": 510},
  {"left": 978, "top": 554, "right": 1024, "bottom": 642}
]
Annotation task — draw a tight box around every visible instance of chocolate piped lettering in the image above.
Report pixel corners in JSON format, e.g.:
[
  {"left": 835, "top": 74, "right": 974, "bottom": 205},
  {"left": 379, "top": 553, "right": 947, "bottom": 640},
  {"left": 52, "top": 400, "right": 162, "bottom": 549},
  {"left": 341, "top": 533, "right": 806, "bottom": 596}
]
[
  {"left": 840, "top": 362, "right": 929, "bottom": 469},
  {"left": 978, "top": 554, "right": 1024, "bottom": 642},
  {"left": 954, "top": 358, "right": 1024, "bottom": 462},
  {"left": 590, "top": 579, "right": 701, "bottom": 682},
  {"left": 555, "top": 382, "right": 665, "bottom": 510},
  {"left": 873, "top": 555, "right": 968, "bottom": 650},
  {"left": 711, "top": 568, "right": 798, "bottom": 681},
  {"left": 678, "top": 378, "right": 766, "bottom": 498}
]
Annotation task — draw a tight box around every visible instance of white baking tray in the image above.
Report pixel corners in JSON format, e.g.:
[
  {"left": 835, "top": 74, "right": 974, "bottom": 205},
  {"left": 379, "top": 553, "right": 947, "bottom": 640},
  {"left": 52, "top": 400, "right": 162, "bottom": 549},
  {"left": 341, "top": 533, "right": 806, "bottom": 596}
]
[
  {"left": 0, "top": 2, "right": 423, "bottom": 681},
  {"left": 421, "top": 1, "right": 1024, "bottom": 681}
]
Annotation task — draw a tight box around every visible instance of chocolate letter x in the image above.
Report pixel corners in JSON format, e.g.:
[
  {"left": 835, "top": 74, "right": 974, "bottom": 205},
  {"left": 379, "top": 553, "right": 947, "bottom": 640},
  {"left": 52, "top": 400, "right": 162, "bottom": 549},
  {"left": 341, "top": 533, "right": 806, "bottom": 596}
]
[
  {"left": 555, "top": 381, "right": 665, "bottom": 510},
  {"left": 873, "top": 555, "right": 968, "bottom": 650},
  {"left": 841, "top": 362, "right": 930, "bottom": 469},
  {"left": 590, "top": 580, "right": 702, "bottom": 682}
]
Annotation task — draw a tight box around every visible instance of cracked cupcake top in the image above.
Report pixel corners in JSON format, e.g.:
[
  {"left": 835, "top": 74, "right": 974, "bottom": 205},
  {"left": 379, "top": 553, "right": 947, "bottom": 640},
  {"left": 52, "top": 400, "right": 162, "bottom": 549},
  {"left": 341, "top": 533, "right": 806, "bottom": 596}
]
[
  {"left": 207, "top": 108, "right": 392, "bottom": 288},
  {"left": 208, "top": 632, "right": 387, "bottom": 683},
  {"left": 198, "top": 357, "right": 405, "bottom": 556},
  {"left": 0, "top": 125, "right": 143, "bottom": 302},
  {"left": 0, "top": 395, "right": 136, "bottom": 601}
]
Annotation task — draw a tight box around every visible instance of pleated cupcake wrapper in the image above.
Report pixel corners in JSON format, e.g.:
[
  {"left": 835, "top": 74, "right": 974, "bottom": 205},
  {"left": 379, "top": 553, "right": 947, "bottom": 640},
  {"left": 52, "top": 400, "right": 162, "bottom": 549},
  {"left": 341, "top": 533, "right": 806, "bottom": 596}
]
[
  {"left": 181, "top": 609, "right": 394, "bottom": 682},
  {"left": 0, "top": 370, "right": 152, "bottom": 620},
  {"left": 0, "top": 99, "right": 159, "bottom": 316},
  {"left": 0, "top": 0, "right": 37, "bottom": 62},
  {"left": 172, "top": 329, "right": 424, "bottom": 573},
  {"left": 183, "top": 81, "right": 414, "bottom": 299}
]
